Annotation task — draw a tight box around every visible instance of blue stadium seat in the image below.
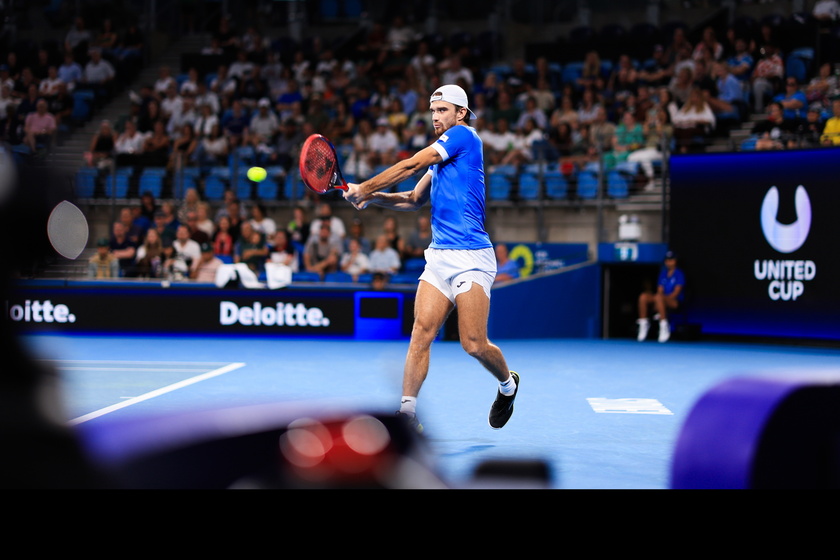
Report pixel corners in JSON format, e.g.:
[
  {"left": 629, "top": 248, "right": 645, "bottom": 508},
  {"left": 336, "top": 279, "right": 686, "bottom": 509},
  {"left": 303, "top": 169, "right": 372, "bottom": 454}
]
[
  {"left": 606, "top": 169, "right": 631, "bottom": 198},
  {"left": 517, "top": 171, "right": 541, "bottom": 200},
  {"left": 292, "top": 272, "right": 322, "bottom": 283},
  {"left": 544, "top": 171, "right": 568, "bottom": 200},
  {"left": 256, "top": 177, "right": 279, "bottom": 200},
  {"left": 235, "top": 175, "right": 253, "bottom": 200},
  {"left": 104, "top": 168, "right": 133, "bottom": 198},
  {"left": 487, "top": 165, "right": 516, "bottom": 201},
  {"left": 75, "top": 167, "right": 98, "bottom": 198},
  {"left": 285, "top": 171, "right": 306, "bottom": 201},
  {"left": 204, "top": 175, "right": 227, "bottom": 200},
  {"left": 138, "top": 168, "right": 166, "bottom": 199},
  {"left": 576, "top": 169, "right": 599, "bottom": 199},
  {"left": 324, "top": 272, "right": 354, "bottom": 283}
]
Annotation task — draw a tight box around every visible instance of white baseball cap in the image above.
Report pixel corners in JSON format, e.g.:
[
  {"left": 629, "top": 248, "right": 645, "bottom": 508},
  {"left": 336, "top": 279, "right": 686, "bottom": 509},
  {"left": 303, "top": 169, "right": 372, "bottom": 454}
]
[{"left": 430, "top": 84, "right": 476, "bottom": 119}]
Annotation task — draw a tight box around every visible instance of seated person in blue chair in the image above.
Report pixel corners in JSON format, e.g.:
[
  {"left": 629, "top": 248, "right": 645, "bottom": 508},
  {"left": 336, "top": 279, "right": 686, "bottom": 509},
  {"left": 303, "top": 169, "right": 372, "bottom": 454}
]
[{"left": 636, "top": 250, "right": 685, "bottom": 342}]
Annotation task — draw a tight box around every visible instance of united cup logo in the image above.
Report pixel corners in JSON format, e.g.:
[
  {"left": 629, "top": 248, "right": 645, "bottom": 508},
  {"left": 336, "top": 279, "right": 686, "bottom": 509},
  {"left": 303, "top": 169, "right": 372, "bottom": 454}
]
[{"left": 754, "top": 185, "right": 815, "bottom": 301}]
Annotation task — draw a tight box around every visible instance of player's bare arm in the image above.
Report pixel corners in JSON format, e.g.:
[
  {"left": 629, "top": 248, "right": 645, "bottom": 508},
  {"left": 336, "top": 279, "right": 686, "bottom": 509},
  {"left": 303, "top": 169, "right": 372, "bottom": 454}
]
[{"left": 344, "top": 144, "right": 440, "bottom": 209}]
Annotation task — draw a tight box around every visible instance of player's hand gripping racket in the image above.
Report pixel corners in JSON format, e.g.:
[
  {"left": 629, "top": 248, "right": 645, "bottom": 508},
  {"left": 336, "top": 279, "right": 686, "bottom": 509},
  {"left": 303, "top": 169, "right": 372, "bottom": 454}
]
[{"left": 299, "top": 134, "right": 348, "bottom": 194}]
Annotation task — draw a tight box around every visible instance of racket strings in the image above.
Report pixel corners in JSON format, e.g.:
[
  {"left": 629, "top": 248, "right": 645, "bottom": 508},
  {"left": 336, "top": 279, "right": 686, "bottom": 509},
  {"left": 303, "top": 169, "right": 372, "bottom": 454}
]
[{"left": 303, "top": 141, "right": 337, "bottom": 189}]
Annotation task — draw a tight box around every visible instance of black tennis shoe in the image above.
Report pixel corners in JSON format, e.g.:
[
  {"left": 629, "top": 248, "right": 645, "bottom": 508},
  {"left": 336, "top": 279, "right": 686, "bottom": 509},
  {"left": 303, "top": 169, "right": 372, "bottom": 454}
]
[
  {"left": 489, "top": 371, "right": 519, "bottom": 429},
  {"left": 396, "top": 411, "right": 423, "bottom": 434}
]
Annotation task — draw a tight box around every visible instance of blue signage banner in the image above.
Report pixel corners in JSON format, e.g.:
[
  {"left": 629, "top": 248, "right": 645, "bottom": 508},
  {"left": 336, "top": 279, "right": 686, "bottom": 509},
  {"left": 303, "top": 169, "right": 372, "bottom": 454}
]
[{"left": 669, "top": 147, "right": 840, "bottom": 341}]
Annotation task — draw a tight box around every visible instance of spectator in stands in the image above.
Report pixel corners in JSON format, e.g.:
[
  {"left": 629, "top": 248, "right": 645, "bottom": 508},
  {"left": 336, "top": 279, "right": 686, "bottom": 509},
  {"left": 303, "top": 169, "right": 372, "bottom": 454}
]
[
  {"left": 577, "top": 87, "right": 602, "bottom": 126},
  {"left": 751, "top": 102, "right": 791, "bottom": 150},
  {"left": 210, "top": 64, "right": 238, "bottom": 101},
  {"left": 195, "top": 201, "right": 216, "bottom": 239},
  {"left": 221, "top": 98, "right": 249, "bottom": 148},
  {"left": 340, "top": 237, "right": 371, "bottom": 281},
  {"left": 249, "top": 203, "right": 277, "bottom": 238},
  {"left": 773, "top": 77, "right": 808, "bottom": 124},
  {"left": 671, "top": 87, "right": 716, "bottom": 152},
  {"left": 268, "top": 229, "right": 298, "bottom": 272},
  {"left": 577, "top": 51, "right": 604, "bottom": 92},
  {"left": 166, "top": 224, "right": 202, "bottom": 280},
  {"left": 134, "top": 226, "right": 164, "bottom": 278},
  {"left": 344, "top": 217, "right": 371, "bottom": 255},
  {"left": 185, "top": 210, "right": 210, "bottom": 244},
  {"left": 47, "top": 82, "right": 74, "bottom": 130},
  {"left": 212, "top": 15, "right": 239, "bottom": 57},
  {"left": 608, "top": 54, "right": 640, "bottom": 105},
  {"left": 380, "top": 215, "right": 403, "bottom": 255},
  {"left": 151, "top": 208, "right": 177, "bottom": 247},
  {"left": 793, "top": 105, "right": 827, "bottom": 148},
  {"left": 212, "top": 215, "right": 235, "bottom": 258},
  {"left": 247, "top": 97, "right": 280, "bottom": 152},
  {"left": 23, "top": 98, "right": 57, "bottom": 152},
  {"left": 692, "top": 26, "right": 724, "bottom": 62},
  {"left": 403, "top": 117, "right": 432, "bottom": 154},
  {"left": 636, "top": 250, "right": 684, "bottom": 343},
  {"left": 113, "top": 119, "right": 146, "bottom": 166},
  {"left": 194, "top": 121, "right": 228, "bottom": 167},
  {"left": 153, "top": 66, "right": 177, "bottom": 100},
  {"left": 81, "top": 48, "right": 116, "bottom": 98},
  {"left": 515, "top": 95, "right": 548, "bottom": 132},
  {"left": 805, "top": 63, "right": 840, "bottom": 105},
  {"left": 86, "top": 119, "right": 116, "bottom": 167},
  {"left": 167, "top": 94, "right": 198, "bottom": 140},
  {"left": 493, "top": 88, "right": 521, "bottom": 129},
  {"left": 0, "top": 83, "right": 17, "bottom": 139},
  {"left": 612, "top": 111, "right": 645, "bottom": 164},
  {"left": 751, "top": 43, "right": 784, "bottom": 114},
  {"left": 303, "top": 220, "right": 342, "bottom": 279},
  {"left": 118, "top": 206, "right": 145, "bottom": 247},
  {"left": 65, "top": 16, "right": 92, "bottom": 61},
  {"left": 813, "top": 0, "right": 840, "bottom": 21},
  {"left": 139, "top": 119, "right": 171, "bottom": 167},
  {"left": 494, "top": 244, "right": 520, "bottom": 283},
  {"left": 179, "top": 67, "right": 201, "bottom": 97},
  {"left": 820, "top": 98, "right": 840, "bottom": 145},
  {"left": 190, "top": 242, "right": 223, "bottom": 282},
  {"left": 368, "top": 117, "right": 401, "bottom": 167},
  {"left": 177, "top": 187, "right": 201, "bottom": 224},
  {"left": 167, "top": 122, "right": 197, "bottom": 170},
  {"left": 403, "top": 214, "right": 432, "bottom": 262},
  {"left": 628, "top": 107, "right": 673, "bottom": 190},
  {"left": 588, "top": 105, "right": 617, "bottom": 155},
  {"left": 368, "top": 233, "right": 401, "bottom": 276},
  {"left": 500, "top": 115, "right": 545, "bottom": 166},
  {"left": 287, "top": 205, "right": 310, "bottom": 246},
  {"left": 669, "top": 65, "right": 695, "bottom": 106},
  {"left": 93, "top": 18, "right": 119, "bottom": 59},
  {"left": 109, "top": 221, "right": 137, "bottom": 277},
  {"left": 38, "top": 66, "right": 64, "bottom": 99},
  {"left": 638, "top": 44, "right": 672, "bottom": 88},
  {"left": 705, "top": 61, "right": 745, "bottom": 121},
  {"left": 159, "top": 81, "right": 182, "bottom": 123},
  {"left": 726, "top": 37, "right": 754, "bottom": 87},
  {"left": 310, "top": 202, "right": 346, "bottom": 243},
  {"left": 87, "top": 238, "right": 119, "bottom": 279}
]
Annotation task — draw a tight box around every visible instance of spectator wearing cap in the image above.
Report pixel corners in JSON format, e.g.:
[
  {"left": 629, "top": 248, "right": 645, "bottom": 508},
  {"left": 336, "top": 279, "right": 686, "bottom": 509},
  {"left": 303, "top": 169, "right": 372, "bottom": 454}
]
[
  {"left": 247, "top": 97, "right": 280, "bottom": 151},
  {"left": 369, "top": 116, "right": 400, "bottom": 166},
  {"left": 636, "top": 250, "right": 685, "bottom": 343},
  {"left": 88, "top": 237, "right": 120, "bottom": 278},
  {"left": 190, "top": 242, "right": 224, "bottom": 282}
]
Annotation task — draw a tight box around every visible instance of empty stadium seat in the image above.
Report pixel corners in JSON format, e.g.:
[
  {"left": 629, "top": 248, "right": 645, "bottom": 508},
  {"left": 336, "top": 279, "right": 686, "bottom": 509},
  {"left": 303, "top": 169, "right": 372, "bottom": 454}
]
[
  {"left": 138, "top": 168, "right": 166, "bottom": 199},
  {"left": 75, "top": 167, "right": 98, "bottom": 198}
]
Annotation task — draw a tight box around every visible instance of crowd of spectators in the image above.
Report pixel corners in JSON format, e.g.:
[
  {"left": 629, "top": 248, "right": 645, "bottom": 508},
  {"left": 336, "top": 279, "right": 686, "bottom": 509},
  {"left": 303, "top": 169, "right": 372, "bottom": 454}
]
[
  {"left": 4, "top": 7, "right": 839, "bottom": 282},
  {"left": 1, "top": 15, "right": 144, "bottom": 153}
]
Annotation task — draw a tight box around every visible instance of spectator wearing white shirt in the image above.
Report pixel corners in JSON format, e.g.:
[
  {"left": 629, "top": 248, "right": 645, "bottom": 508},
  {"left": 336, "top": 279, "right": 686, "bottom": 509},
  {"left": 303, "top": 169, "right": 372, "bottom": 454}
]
[
  {"left": 369, "top": 117, "right": 400, "bottom": 166},
  {"left": 369, "top": 234, "right": 401, "bottom": 275}
]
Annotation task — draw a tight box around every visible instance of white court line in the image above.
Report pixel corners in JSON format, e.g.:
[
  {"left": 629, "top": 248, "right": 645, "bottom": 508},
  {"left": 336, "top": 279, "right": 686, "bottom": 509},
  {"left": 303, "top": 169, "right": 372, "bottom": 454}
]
[{"left": 67, "top": 362, "right": 246, "bottom": 426}]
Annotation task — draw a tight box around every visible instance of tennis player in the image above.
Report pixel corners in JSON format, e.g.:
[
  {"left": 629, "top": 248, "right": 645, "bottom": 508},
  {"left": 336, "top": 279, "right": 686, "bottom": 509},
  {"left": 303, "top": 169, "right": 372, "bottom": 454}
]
[{"left": 343, "top": 84, "right": 519, "bottom": 432}]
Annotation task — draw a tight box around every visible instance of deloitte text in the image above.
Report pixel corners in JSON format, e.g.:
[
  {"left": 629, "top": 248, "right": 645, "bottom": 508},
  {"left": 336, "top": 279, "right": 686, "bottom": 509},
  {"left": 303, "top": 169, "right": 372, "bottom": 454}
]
[
  {"left": 753, "top": 259, "right": 816, "bottom": 301},
  {"left": 219, "top": 300, "right": 331, "bottom": 327},
  {"left": 6, "top": 300, "right": 77, "bottom": 323}
]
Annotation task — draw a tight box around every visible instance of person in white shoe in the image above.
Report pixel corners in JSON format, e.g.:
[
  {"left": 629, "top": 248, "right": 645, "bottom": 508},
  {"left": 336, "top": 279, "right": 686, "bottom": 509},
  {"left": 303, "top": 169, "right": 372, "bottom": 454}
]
[{"left": 636, "top": 251, "right": 685, "bottom": 342}]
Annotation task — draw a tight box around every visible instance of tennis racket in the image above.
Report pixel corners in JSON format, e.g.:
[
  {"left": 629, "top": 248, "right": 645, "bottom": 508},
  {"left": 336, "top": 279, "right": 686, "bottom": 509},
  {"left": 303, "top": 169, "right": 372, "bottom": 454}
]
[{"left": 299, "top": 134, "right": 348, "bottom": 194}]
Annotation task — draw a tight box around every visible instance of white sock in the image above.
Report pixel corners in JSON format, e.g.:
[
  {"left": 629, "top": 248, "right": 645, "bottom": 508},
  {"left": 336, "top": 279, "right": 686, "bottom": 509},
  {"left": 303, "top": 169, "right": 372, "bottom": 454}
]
[
  {"left": 399, "top": 396, "right": 417, "bottom": 415},
  {"left": 500, "top": 374, "right": 516, "bottom": 396}
]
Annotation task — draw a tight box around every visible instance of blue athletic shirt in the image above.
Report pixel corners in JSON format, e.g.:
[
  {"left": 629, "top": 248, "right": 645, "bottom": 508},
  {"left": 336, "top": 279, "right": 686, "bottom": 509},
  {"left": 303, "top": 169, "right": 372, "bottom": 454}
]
[
  {"left": 427, "top": 124, "right": 492, "bottom": 250},
  {"left": 658, "top": 267, "right": 686, "bottom": 302}
]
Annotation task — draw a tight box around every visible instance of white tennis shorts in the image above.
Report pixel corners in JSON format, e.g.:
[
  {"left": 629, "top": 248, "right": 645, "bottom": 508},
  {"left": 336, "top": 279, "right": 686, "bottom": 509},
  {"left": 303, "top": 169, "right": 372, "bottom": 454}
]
[{"left": 419, "top": 247, "right": 497, "bottom": 304}]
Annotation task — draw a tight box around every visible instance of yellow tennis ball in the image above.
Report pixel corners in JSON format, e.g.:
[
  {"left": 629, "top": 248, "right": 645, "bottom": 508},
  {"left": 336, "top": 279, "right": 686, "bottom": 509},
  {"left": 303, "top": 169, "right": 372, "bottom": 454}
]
[{"left": 247, "top": 166, "right": 267, "bottom": 182}]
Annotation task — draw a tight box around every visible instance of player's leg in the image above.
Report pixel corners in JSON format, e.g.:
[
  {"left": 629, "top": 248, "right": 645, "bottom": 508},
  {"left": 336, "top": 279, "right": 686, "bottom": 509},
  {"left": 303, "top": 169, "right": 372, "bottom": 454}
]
[
  {"left": 402, "top": 279, "right": 453, "bottom": 397},
  {"left": 455, "top": 282, "right": 510, "bottom": 383},
  {"left": 455, "top": 282, "right": 520, "bottom": 429}
]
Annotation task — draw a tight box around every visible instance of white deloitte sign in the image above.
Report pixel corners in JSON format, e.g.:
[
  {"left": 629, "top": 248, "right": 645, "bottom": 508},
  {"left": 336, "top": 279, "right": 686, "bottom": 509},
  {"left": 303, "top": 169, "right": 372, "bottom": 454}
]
[
  {"left": 754, "top": 186, "right": 815, "bottom": 301},
  {"left": 219, "top": 300, "right": 331, "bottom": 327},
  {"left": 6, "top": 299, "right": 77, "bottom": 323}
]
